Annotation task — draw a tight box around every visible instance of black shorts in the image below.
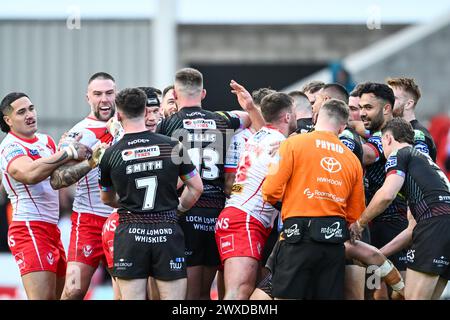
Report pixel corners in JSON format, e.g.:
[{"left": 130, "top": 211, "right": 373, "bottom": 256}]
[
  {"left": 180, "top": 207, "right": 220, "bottom": 267},
  {"left": 407, "top": 215, "right": 450, "bottom": 280},
  {"left": 369, "top": 218, "right": 408, "bottom": 271},
  {"left": 113, "top": 221, "right": 187, "bottom": 281},
  {"left": 345, "top": 228, "right": 371, "bottom": 265},
  {"left": 272, "top": 232, "right": 345, "bottom": 299}
]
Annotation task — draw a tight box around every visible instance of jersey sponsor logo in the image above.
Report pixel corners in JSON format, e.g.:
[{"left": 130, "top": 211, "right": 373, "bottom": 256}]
[
  {"left": 315, "top": 140, "right": 344, "bottom": 153},
  {"left": 340, "top": 138, "right": 355, "bottom": 151},
  {"left": 122, "top": 145, "right": 160, "bottom": 161},
  {"left": 320, "top": 157, "right": 342, "bottom": 173},
  {"left": 414, "top": 142, "right": 429, "bottom": 156},
  {"left": 316, "top": 177, "right": 342, "bottom": 186},
  {"left": 127, "top": 138, "right": 150, "bottom": 145},
  {"left": 83, "top": 245, "right": 93, "bottom": 258},
  {"left": 321, "top": 222, "right": 343, "bottom": 239},
  {"left": 413, "top": 130, "right": 426, "bottom": 141},
  {"left": 183, "top": 119, "right": 217, "bottom": 130},
  {"left": 28, "top": 149, "right": 39, "bottom": 156},
  {"left": 304, "top": 188, "right": 345, "bottom": 203},
  {"left": 169, "top": 257, "right": 185, "bottom": 271},
  {"left": 186, "top": 111, "right": 205, "bottom": 117},
  {"left": 3, "top": 144, "right": 26, "bottom": 162},
  {"left": 46, "top": 252, "right": 54, "bottom": 265},
  {"left": 14, "top": 252, "right": 25, "bottom": 270},
  {"left": 339, "top": 129, "right": 353, "bottom": 140},
  {"left": 304, "top": 188, "right": 314, "bottom": 199},
  {"left": 438, "top": 195, "right": 450, "bottom": 202},
  {"left": 220, "top": 235, "right": 234, "bottom": 254},
  {"left": 385, "top": 156, "right": 397, "bottom": 170},
  {"left": 368, "top": 134, "right": 383, "bottom": 152}
]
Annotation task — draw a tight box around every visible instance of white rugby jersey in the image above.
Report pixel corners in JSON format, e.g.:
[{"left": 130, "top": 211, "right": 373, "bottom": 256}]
[
  {"left": 225, "top": 126, "right": 284, "bottom": 228},
  {"left": 0, "top": 132, "right": 59, "bottom": 224},
  {"left": 64, "top": 117, "right": 113, "bottom": 217},
  {"left": 224, "top": 127, "right": 255, "bottom": 173}
]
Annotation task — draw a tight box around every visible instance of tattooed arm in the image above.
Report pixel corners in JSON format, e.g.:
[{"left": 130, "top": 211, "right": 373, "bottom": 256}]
[
  {"left": 50, "top": 160, "right": 92, "bottom": 189},
  {"left": 7, "top": 141, "right": 91, "bottom": 185},
  {"left": 50, "top": 143, "right": 107, "bottom": 189}
]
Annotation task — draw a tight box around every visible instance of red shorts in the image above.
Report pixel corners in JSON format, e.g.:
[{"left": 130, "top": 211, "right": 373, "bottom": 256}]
[
  {"left": 215, "top": 206, "right": 272, "bottom": 264},
  {"left": 68, "top": 212, "right": 107, "bottom": 268},
  {"left": 101, "top": 211, "right": 119, "bottom": 269},
  {"left": 8, "top": 221, "right": 67, "bottom": 277}
]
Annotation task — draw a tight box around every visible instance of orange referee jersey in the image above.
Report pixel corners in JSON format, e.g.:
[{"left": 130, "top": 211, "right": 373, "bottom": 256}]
[{"left": 262, "top": 130, "right": 365, "bottom": 224}]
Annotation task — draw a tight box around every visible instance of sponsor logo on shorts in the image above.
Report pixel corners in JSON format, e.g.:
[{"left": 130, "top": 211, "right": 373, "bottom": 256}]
[
  {"left": 406, "top": 249, "right": 415, "bottom": 263},
  {"left": 121, "top": 146, "right": 160, "bottom": 161},
  {"left": 320, "top": 157, "right": 342, "bottom": 173},
  {"left": 46, "top": 252, "right": 54, "bottom": 265},
  {"left": 169, "top": 257, "right": 185, "bottom": 271},
  {"left": 14, "top": 252, "right": 25, "bottom": 270},
  {"left": 114, "top": 258, "right": 133, "bottom": 270},
  {"left": 432, "top": 256, "right": 449, "bottom": 267},
  {"left": 220, "top": 235, "right": 234, "bottom": 254},
  {"left": 321, "top": 222, "right": 343, "bottom": 239},
  {"left": 285, "top": 224, "right": 300, "bottom": 238},
  {"left": 186, "top": 216, "right": 217, "bottom": 232},
  {"left": 83, "top": 245, "right": 93, "bottom": 258}
]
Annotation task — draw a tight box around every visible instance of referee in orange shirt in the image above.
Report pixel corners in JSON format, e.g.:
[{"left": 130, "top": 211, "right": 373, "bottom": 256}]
[{"left": 262, "top": 99, "right": 365, "bottom": 299}]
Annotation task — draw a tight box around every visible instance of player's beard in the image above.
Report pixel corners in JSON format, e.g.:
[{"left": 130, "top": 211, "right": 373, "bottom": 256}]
[{"left": 94, "top": 104, "right": 115, "bottom": 121}]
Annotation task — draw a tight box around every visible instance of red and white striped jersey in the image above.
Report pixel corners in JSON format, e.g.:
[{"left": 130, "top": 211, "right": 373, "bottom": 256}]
[
  {"left": 225, "top": 126, "right": 284, "bottom": 228},
  {"left": 0, "top": 132, "right": 59, "bottom": 224},
  {"left": 64, "top": 117, "right": 113, "bottom": 217}
]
